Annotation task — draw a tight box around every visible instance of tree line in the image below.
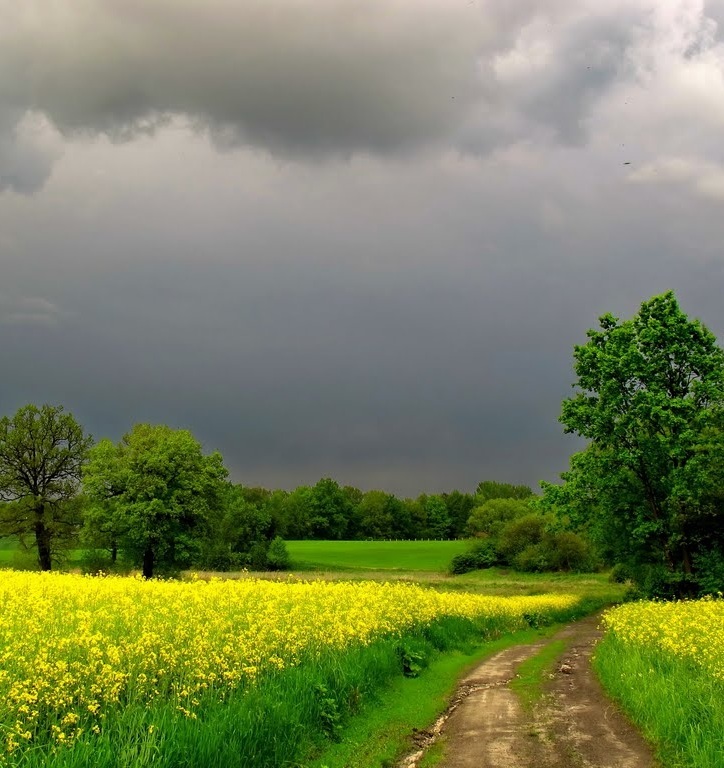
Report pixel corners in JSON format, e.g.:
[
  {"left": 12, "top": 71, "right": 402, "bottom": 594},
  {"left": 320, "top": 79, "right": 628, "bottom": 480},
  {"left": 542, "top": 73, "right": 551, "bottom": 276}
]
[
  {"left": 1, "top": 291, "right": 723, "bottom": 595},
  {"left": 0, "top": 406, "right": 536, "bottom": 577}
]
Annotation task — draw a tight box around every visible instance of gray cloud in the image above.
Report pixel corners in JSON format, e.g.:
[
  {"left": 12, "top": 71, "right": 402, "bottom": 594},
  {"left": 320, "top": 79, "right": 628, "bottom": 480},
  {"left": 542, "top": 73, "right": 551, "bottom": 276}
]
[
  {"left": 0, "top": 1, "right": 723, "bottom": 495},
  {"left": 0, "top": 0, "right": 489, "bottom": 158},
  {"left": 0, "top": 294, "right": 66, "bottom": 327},
  {"left": 0, "top": 0, "right": 720, "bottom": 173},
  {"left": 0, "top": 112, "right": 60, "bottom": 193},
  {"left": 630, "top": 156, "right": 724, "bottom": 201},
  {"left": 2, "top": 126, "right": 724, "bottom": 494}
]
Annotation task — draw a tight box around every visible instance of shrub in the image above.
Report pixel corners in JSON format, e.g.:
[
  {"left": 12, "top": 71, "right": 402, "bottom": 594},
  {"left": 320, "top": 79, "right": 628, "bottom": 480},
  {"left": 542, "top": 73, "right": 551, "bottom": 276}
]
[
  {"left": 513, "top": 543, "right": 552, "bottom": 572},
  {"left": 546, "top": 531, "right": 594, "bottom": 572},
  {"left": 449, "top": 539, "right": 499, "bottom": 574},
  {"left": 247, "top": 541, "right": 270, "bottom": 571},
  {"left": 692, "top": 547, "right": 724, "bottom": 595},
  {"left": 266, "top": 536, "right": 291, "bottom": 571},
  {"left": 497, "top": 514, "right": 546, "bottom": 561},
  {"left": 609, "top": 562, "right": 636, "bottom": 584}
]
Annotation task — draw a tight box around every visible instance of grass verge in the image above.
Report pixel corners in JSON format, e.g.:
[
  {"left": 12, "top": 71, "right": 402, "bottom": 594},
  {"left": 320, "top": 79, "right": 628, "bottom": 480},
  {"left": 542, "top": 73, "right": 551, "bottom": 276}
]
[
  {"left": 594, "top": 637, "right": 724, "bottom": 768},
  {"left": 509, "top": 638, "right": 567, "bottom": 711},
  {"left": 306, "top": 624, "right": 566, "bottom": 768}
]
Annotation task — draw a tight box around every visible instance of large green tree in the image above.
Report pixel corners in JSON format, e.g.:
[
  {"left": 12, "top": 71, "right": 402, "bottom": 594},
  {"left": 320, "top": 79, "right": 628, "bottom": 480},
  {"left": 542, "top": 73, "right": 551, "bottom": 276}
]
[
  {"left": 83, "top": 424, "right": 227, "bottom": 578},
  {"left": 0, "top": 404, "right": 92, "bottom": 570},
  {"left": 546, "top": 291, "right": 724, "bottom": 594}
]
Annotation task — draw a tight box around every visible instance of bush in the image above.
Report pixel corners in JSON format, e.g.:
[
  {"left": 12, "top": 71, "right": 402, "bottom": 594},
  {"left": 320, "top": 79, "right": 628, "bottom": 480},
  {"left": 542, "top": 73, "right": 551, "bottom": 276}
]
[
  {"left": 266, "top": 536, "right": 291, "bottom": 571},
  {"left": 449, "top": 539, "right": 499, "bottom": 574},
  {"left": 693, "top": 547, "right": 724, "bottom": 595},
  {"left": 247, "top": 541, "right": 270, "bottom": 571},
  {"left": 609, "top": 562, "right": 636, "bottom": 584},
  {"left": 466, "top": 498, "right": 530, "bottom": 538},
  {"left": 497, "top": 514, "right": 546, "bottom": 561},
  {"left": 546, "top": 531, "right": 595, "bottom": 572},
  {"left": 195, "top": 542, "right": 246, "bottom": 572},
  {"left": 513, "top": 543, "right": 552, "bottom": 572}
]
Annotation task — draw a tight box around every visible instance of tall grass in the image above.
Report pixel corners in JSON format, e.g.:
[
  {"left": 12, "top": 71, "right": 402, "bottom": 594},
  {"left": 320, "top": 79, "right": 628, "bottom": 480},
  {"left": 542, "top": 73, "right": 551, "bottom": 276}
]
[{"left": 594, "top": 599, "right": 724, "bottom": 768}]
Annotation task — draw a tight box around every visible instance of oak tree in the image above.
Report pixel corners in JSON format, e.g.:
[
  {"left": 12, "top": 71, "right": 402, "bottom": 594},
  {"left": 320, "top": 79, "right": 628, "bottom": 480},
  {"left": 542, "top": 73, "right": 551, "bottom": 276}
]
[
  {"left": 0, "top": 404, "right": 92, "bottom": 570},
  {"left": 83, "top": 423, "right": 227, "bottom": 578},
  {"left": 547, "top": 291, "right": 724, "bottom": 595}
]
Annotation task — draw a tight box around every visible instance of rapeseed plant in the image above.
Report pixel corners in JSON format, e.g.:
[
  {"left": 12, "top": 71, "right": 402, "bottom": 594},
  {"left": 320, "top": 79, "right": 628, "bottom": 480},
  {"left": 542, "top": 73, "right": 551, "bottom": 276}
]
[
  {"left": 0, "top": 570, "right": 578, "bottom": 765},
  {"left": 596, "top": 597, "right": 724, "bottom": 768}
]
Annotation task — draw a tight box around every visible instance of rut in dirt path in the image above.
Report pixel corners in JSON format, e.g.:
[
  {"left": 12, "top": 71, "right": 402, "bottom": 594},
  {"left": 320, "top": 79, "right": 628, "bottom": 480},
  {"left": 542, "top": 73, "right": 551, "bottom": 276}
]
[{"left": 400, "top": 615, "right": 657, "bottom": 768}]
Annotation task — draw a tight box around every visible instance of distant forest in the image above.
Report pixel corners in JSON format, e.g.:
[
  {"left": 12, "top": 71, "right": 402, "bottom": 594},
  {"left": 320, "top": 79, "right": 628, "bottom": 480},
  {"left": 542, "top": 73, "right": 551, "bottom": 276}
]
[{"left": 234, "top": 477, "right": 533, "bottom": 542}]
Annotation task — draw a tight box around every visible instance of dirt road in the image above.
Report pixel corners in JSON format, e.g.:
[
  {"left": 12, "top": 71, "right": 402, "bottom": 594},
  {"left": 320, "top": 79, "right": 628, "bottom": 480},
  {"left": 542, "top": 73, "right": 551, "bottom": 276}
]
[{"left": 400, "top": 616, "right": 658, "bottom": 768}]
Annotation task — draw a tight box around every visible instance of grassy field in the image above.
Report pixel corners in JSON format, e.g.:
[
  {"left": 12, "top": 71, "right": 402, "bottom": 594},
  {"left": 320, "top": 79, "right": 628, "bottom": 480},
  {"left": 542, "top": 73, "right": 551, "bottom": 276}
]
[
  {"left": 0, "top": 537, "right": 36, "bottom": 569},
  {"left": 287, "top": 539, "right": 471, "bottom": 572},
  {"left": 0, "top": 537, "right": 88, "bottom": 570}
]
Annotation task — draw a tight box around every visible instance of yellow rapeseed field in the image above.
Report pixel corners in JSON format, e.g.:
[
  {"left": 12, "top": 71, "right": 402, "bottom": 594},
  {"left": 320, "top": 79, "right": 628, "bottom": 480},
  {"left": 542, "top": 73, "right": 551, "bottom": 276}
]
[
  {"left": 601, "top": 597, "right": 724, "bottom": 681},
  {"left": 0, "top": 571, "right": 577, "bottom": 756}
]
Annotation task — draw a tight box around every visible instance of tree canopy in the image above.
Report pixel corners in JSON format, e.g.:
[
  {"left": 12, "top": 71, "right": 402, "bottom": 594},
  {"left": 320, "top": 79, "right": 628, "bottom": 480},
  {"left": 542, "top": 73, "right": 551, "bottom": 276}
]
[
  {"left": 0, "top": 404, "right": 92, "bottom": 570},
  {"left": 544, "top": 291, "right": 724, "bottom": 595},
  {"left": 83, "top": 424, "right": 228, "bottom": 577}
]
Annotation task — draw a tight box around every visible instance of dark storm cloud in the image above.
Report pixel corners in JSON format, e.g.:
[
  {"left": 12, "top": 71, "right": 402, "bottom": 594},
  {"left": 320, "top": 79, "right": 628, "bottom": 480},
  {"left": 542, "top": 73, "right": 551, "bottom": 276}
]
[
  {"left": 0, "top": 0, "right": 489, "bottom": 159},
  {"left": 0, "top": 1, "right": 723, "bottom": 494},
  {"left": 3, "top": 131, "right": 724, "bottom": 495},
  {"left": 1, "top": 0, "right": 719, "bottom": 175}
]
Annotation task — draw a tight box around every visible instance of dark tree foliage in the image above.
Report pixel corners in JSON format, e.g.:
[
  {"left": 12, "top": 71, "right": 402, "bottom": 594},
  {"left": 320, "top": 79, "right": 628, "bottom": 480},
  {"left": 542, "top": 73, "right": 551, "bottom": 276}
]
[
  {"left": 545, "top": 291, "right": 724, "bottom": 596},
  {"left": 198, "top": 484, "right": 275, "bottom": 571},
  {"left": 307, "top": 478, "right": 352, "bottom": 540},
  {"left": 442, "top": 490, "right": 476, "bottom": 538},
  {"left": 0, "top": 404, "right": 92, "bottom": 570},
  {"left": 357, "top": 490, "right": 395, "bottom": 539},
  {"left": 423, "top": 495, "right": 452, "bottom": 539},
  {"left": 475, "top": 480, "right": 533, "bottom": 503}
]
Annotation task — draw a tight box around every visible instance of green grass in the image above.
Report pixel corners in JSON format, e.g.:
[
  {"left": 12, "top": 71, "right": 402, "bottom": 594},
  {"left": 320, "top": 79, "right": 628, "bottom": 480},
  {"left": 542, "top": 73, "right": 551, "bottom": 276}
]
[
  {"left": 305, "top": 624, "right": 567, "bottom": 768},
  {"left": 287, "top": 540, "right": 470, "bottom": 572},
  {"left": 510, "top": 638, "right": 567, "bottom": 710},
  {"left": 0, "top": 537, "right": 37, "bottom": 569},
  {"left": 0, "top": 538, "right": 124, "bottom": 572},
  {"left": 239, "top": 565, "right": 626, "bottom": 605},
  {"left": 594, "top": 636, "right": 724, "bottom": 768}
]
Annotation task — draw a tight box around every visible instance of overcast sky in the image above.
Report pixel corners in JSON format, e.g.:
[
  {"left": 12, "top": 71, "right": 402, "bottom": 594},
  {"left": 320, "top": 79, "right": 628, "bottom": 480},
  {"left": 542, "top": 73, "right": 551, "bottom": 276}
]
[{"left": 1, "top": 0, "right": 723, "bottom": 495}]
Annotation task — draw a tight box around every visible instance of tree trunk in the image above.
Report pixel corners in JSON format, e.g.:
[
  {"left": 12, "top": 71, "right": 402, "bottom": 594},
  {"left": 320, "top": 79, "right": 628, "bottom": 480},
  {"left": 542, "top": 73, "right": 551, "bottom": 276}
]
[
  {"left": 682, "top": 544, "right": 693, "bottom": 576},
  {"left": 142, "top": 546, "right": 154, "bottom": 579},
  {"left": 34, "top": 504, "right": 52, "bottom": 571},
  {"left": 110, "top": 542, "right": 118, "bottom": 564}
]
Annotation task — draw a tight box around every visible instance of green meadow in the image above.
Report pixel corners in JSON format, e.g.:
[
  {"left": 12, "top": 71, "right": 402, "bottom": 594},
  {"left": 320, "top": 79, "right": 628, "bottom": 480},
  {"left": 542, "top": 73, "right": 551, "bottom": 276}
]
[{"left": 286, "top": 539, "right": 470, "bottom": 572}]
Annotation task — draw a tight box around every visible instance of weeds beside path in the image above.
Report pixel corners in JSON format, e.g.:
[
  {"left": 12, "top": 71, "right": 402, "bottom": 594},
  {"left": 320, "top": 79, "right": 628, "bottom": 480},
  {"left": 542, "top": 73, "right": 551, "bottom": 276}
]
[{"left": 402, "top": 615, "right": 657, "bottom": 768}]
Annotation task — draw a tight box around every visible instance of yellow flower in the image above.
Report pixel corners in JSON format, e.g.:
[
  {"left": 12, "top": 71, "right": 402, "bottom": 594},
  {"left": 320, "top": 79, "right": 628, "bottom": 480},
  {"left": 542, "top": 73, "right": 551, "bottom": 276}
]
[{"left": 0, "top": 569, "right": 579, "bottom": 757}]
